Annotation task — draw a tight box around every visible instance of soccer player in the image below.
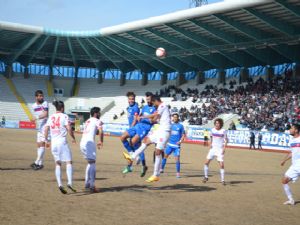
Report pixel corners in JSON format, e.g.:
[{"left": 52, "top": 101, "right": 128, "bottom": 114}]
[
  {"left": 123, "top": 95, "right": 171, "bottom": 183},
  {"left": 161, "top": 113, "right": 185, "bottom": 178},
  {"left": 203, "top": 118, "right": 228, "bottom": 185},
  {"left": 30, "top": 90, "right": 49, "bottom": 170},
  {"left": 120, "top": 92, "right": 156, "bottom": 177},
  {"left": 123, "top": 92, "right": 143, "bottom": 169},
  {"left": 44, "top": 101, "right": 76, "bottom": 194},
  {"left": 80, "top": 107, "right": 103, "bottom": 193},
  {"left": 280, "top": 124, "right": 300, "bottom": 205}
]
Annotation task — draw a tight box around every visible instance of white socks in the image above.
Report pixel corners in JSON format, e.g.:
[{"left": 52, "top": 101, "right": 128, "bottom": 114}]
[
  {"left": 283, "top": 184, "right": 293, "bottom": 201},
  {"left": 132, "top": 143, "right": 147, "bottom": 160},
  {"left": 35, "top": 147, "right": 45, "bottom": 165},
  {"left": 66, "top": 164, "right": 73, "bottom": 186},
  {"left": 89, "top": 163, "right": 96, "bottom": 188},
  {"left": 85, "top": 164, "right": 91, "bottom": 187},
  {"left": 55, "top": 164, "right": 73, "bottom": 187},
  {"left": 55, "top": 165, "right": 62, "bottom": 187},
  {"left": 220, "top": 169, "right": 225, "bottom": 182},
  {"left": 204, "top": 165, "right": 209, "bottom": 178},
  {"left": 153, "top": 154, "right": 162, "bottom": 177}
]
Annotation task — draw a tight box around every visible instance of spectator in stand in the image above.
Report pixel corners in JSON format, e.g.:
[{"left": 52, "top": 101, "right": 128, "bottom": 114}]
[
  {"left": 258, "top": 132, "right": 263, "bottom": 150},
  {"left": 249, "top": 131, "right": 256, "bottom": 150}
]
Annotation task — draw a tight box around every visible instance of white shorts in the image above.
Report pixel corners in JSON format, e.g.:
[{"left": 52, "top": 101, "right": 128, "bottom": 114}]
[
  {"left": 206, "top": 148, "right": 224, "bottom": 162},
  {"left": 51, "top": 141, "right": 72, "bottom": 162},
  {"left": 80, "top": 141, "right": 97, "bottom": 161},
  {"left": 149, "top": 129, "right": 170, "bottom": 150},
  {"left": 37, "top": 131, "right": 46, "bottom": 143},
  {"left": 285, "top": 165, "right": 300, "bottom": 182}
]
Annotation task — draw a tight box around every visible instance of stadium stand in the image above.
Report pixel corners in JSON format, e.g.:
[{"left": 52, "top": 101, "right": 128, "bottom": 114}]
[
  {"left": 0, "top": 74, "right": 29, "bottom": 121},
  {"left": 78, "top": 79, "right": 164, "bottom": 98},
  {"left": 1, "top": 0, "right": 300, "bottom": 131}
]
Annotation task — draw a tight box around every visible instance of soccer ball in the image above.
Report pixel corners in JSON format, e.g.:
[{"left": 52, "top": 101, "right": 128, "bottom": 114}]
[{"left": 156, "top": 47, "right": 166, "bottom": 58}]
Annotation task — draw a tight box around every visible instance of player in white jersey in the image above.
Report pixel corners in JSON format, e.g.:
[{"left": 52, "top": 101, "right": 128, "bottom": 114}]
[
  {"left": 30, "top": 90, "right": 49, "bottom": 170},
  {"left": 44, "top": 101, "right": 76, "bottom": 194},
  {"left": 80, "top": 107, "right": 103, "bottom": 193},
  {"left": 123, "top": 95, "right": 171, "bottom": 183},
  {"left": 280, "top": 124, "right": 300, "bottom": 205},
  {"left": 203, "top": 118, "right": 228, "bottom": 185}
]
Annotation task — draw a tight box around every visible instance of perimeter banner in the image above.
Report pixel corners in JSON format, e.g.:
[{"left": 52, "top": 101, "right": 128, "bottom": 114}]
[
  {"left": 101, "top": 123, "right": 291, "bottom": 151},
  {"left": 185, "top": 126, "right": 290, "bottom": 151}
]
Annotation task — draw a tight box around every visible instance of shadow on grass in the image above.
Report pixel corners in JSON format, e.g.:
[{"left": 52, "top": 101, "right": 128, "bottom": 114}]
[
  {"left": 73, "top": 183, "right": 216, "bottom": 196},
  {"left": 0, "top": 167, "right": 32, "bottom": 171}
]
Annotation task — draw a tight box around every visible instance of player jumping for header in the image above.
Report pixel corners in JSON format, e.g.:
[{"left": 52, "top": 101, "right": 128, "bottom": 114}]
[
  {"left": 123, "top": 95, "right": 171, "bottom": 183},
  {"left": 120, "top": 92, "right": 156, "bottom": 177}
]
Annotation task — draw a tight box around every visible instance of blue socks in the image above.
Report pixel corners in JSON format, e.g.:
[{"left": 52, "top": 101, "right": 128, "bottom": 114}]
[
  {"left": 161, "top": 158, "right": 167, "bottom": 170},
  {"left": 176, "top": 161, "right": 180, "bottom": 173},
  {"left": 122, "top": 140, "right": 133, "bottom": 152}
]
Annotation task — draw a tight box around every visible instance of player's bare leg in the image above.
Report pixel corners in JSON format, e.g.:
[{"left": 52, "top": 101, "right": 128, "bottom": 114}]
[
  {"left": 282, "top": 177, "right": 295, "bottom": 205},
  {"left": 203, "top": 159, "right": 211, "bottom": 183}
]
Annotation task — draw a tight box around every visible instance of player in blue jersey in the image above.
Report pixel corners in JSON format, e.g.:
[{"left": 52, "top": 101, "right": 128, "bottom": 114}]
[
  {"left": 120, "top": 92, "right": 156, "bottom": 177},
  {"left": 161, "top": 113, "right": 185, "bottom": 178}
]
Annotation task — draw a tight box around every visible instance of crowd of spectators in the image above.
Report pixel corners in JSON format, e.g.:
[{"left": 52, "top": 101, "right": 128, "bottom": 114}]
[{"left": 161, "top": 73, "right": 300, "bottom": 131}]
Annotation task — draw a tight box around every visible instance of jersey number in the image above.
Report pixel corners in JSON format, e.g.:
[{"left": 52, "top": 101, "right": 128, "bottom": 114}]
[{"left": 51, "top": 116, "right": 61, "bottom": 129}]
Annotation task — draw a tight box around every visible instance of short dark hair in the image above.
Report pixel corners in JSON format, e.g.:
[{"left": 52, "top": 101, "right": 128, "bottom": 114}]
[
  {"left": 35, "top": 90, "right": 43, "bottom": 97},
  {"left": 292, "top": 124, "right": 300, "bottom": 133},
  {"left": 145, "top": 92, "right": 153, "bottom": 97},
  {"left": 52, "top": 101, "right": 64, "bottom": 111},
  {"left": 172, "top": 113, "right": 179, "bottom": 117},
  {"left": 126, "top": 92, "right": 136, "bottom": 98},
  {"left": 90, "top": 107, "right": 101, "bottom": 116},
  {"left": 152, "top": 95, "right": 161, "bottom": 102},
  {"left": 214, "top": 118, "right": 224, "bottom": 128}
]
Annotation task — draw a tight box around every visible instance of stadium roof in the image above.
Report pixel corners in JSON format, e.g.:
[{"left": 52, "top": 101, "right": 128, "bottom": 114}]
[{"left": 0, "top": 0, "right": 300, "bottom": 73}]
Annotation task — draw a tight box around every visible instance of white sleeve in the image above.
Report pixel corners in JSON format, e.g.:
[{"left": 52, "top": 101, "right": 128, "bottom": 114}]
[
  {"left": 63, "top": 115, "right": 69, "bottom": 126},
  {"left": 43, "top": 101, "right": 49, "bottom": 111},
  {"left": 97, "top": 120, "right": 103, "bottom": 129},
  {"left": 157, "top": 104, "right": 165, "bottom": 115}
]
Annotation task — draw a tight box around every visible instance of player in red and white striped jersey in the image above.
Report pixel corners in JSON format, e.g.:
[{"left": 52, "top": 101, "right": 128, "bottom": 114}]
[{"left": 30, "top": 90, "right": 49, "bottom": 170}]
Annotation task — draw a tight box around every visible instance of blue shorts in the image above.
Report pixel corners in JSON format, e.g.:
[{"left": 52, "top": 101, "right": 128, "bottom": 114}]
[
  {"left": 127, "top": 123, "right": 152, "bottom": 140},
  {"left": 165, "top": 144, "right": 181, "bottom": 157}
]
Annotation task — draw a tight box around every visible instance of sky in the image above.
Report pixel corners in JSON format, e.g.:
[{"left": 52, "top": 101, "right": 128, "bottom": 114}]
[{"left": 0, "top": 0, "right": 222, "bottom": 30}]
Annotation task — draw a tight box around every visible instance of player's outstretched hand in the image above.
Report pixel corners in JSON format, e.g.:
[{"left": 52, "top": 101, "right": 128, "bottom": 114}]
[
  {"left": 72, "top": 139, "right": 76, "bottom": 144},
  {"left": 97, "top": 141, "right": 103, "bottom": 149}
]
